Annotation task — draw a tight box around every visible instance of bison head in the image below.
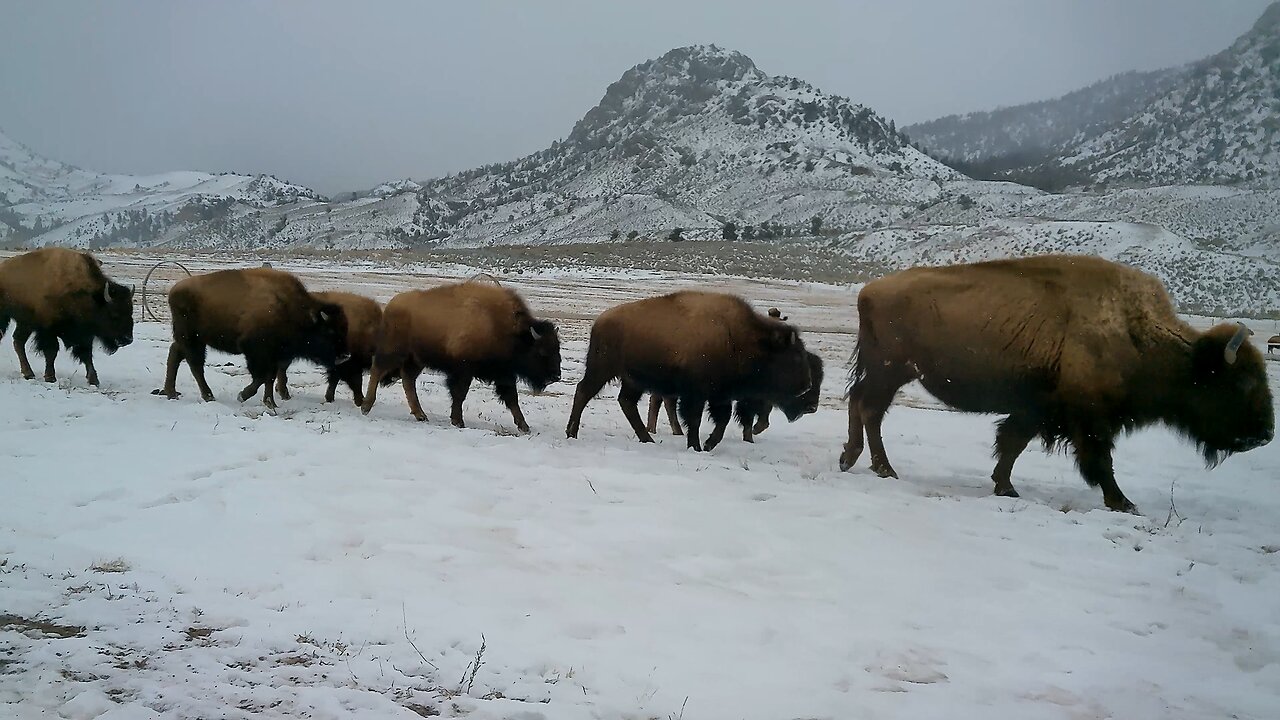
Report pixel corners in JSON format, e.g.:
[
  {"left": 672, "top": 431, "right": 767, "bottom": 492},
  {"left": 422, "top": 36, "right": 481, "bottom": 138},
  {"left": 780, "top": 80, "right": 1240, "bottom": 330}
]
[
  {"left": 302, "top": 302, "right": 350, "bottom": 368},
  {"left": 773, "top": 351, "right": 824, "bottom": 421},
  {"left": 757, "top": 324, "right": 812, "bottom": 401},
  {"left": 94, "top": 281, "right": 135, "bottom": 353},
  {"left": 1181, "top": 322, "right": 1274, "bottom": 465},
  {"left": 516, "top": 318, "right": 561, "bottom": 392}
]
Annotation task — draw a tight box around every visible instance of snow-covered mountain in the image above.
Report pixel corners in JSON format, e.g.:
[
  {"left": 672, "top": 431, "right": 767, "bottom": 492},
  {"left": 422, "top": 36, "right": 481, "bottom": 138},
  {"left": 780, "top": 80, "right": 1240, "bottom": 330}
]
[
  {"left": 0, "top": 130, "right": 325, "bottom": 249},
  {"left": 903, "top": 67, "right": 1187, "bottom": 169},
  {"left": 1059, "top": 2, "right": 1280, "bottom": 186}
]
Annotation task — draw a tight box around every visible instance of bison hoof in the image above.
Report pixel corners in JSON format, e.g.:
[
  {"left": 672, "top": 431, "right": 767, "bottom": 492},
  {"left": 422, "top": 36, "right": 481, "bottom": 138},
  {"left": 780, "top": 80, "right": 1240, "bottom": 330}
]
[
  {"left": 704, "top": 439, "right": 721, "bottom": 452},
  {"left": 993, "top": 485, "right": 1020, "bottom": 499},
  {"left": 87, "top": 376, "right": 100, "bottom": 387},
  {"left": 1107, "top": 497, "right": 1139, "bottom": 514},
  {"left": 451, "top": 418, "right": 466, "bottom": 429},
  {"left": 411, "top": 412, "right": 428, "bottom": 422},
  {"left": 752, "top": 422, "right": 769, "bottom": 435},
  {"left": 263, "top": 399, "right": 278, "bottom": 412},
  {"left": 200, "top": 392, "right": 215, "bottom": 402},
  {"left": 151, "top": 388, "right": 181, "bottom": 400},
  {"left": 278, "top": 389, "right": 291, "bottom": 401},
  {"left": 515, "top": 424, "right": 530, "bottom": 434},
  {"left": 43, "top": 374, "right": 56, "bottom": 383},
  {"left": 870, "top": 462, "right": 898, "bottom": 479}
]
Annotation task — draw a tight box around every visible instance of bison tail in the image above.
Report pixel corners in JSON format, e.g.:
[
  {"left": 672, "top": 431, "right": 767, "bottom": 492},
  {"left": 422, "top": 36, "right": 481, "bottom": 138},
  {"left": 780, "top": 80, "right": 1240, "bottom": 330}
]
[{"left": 845, "top": 295, "right": 875, "bottom": 399}]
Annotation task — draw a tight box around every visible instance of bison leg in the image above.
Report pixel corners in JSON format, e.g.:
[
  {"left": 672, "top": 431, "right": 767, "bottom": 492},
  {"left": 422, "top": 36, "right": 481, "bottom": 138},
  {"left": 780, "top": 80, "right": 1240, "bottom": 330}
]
[
  {"left": 617, "top": 380, "right": 655, "bottom": 443},
  {"left": 565, "top": 367, "right": 612, "bottom": 439},
  {"left": 860, "top": 385, "right": 901, "bottom": 479},
  {"left": 11, "top": 323, "right": 35, "bottom": 380},
  {"left": 752, "top": 404, "right": 773, "bottom": 436},
  {"left": 702, "top": 399, "right": 733, "bottom": 452},
  {"left": 185, "top": 342, "right": 215, "bottom": 402},
  {"left": 495, "top": 381, "right": 530, "bottom": 434},
  {"left": 275, "top": 367, "right": 291, "bottom": 401},
  {"left": 400, "top": 363, "right": 428, "bottom": 422},
  {"left": 1073, "top": 435, "right": 1137, "bottom": 514},
  {"left": 341, "top": 364, "right": 365, "bottom": 406},
  {"left": 735, "top": 400, "right": 758, "bottom": 443},
  {"left": 678, "top": 395, "right": 706, "bottom": 452},
  {"left": 238, "top": 353, "right": 278, "bottom": 410},
  {"left": 991, "top": 415, "right": 1038, "bottom": 498},
  {"left": 645, "top": 394, "right": 662, "bottom": 434},
  {"left": 663, "top": 396, "right": 682, "bottom": 436},
  {"left": 71, "top": 344, "right": 98, "bottom": 387},
  {"left": 34, "top": 330, "right": 59, "bottom": 383},
  {"left": 153, "top": 342, "right": 185, "bottom": 399},
  {"left": 360, "top": 358, "right": 392, "bottom": 415},
  {"left": 447, "top": 373, "right": 473, "bottom": 428},
  {"left": 839, "top": 385, "right": 866, "bottom": 471}
]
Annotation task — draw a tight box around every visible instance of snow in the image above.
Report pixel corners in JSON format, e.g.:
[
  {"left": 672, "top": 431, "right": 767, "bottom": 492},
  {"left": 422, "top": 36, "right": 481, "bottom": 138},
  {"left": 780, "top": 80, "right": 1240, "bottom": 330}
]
[{"left": 3, "top": 258, "right": 1280, "bottom": 720}]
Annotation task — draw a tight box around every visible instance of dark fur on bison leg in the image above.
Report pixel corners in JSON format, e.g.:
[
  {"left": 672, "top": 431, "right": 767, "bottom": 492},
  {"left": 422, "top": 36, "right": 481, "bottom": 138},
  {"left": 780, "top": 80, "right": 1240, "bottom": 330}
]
[
  {"left": 342, "top": 365, "right": 364, "bottom": 406},
  {"left": 185, "top": 342, "right": 215, "bottom": 402},
  {"left": 703, "top": 400, "right": 733, "bottom": 452},
  {"left": 566, "top": 367, "right": 611, "bottom": 439},
  {"left": 678, "top": 395, "right": 706, "bottom": 452},
  {"left": 495, "top": 381, "right": 530, "bottom": 434},
  {"left": 645, "top": 394, "right": 661, "bottom": 434},
  {"left": 400, "top": 364, "right": 427, "bottom": 422},
  {"left": 71, "top": 344, "right": 98, "bottom": 386},
  {"left": 617, "top": 380, "right": 654, "bottom": 443},
  {"left": 274, "top": 367, "right": 291, "bottom": 401},
  {"left": 12, "top": 323, "right": 36, "bottom": 380},
  {"left": 1073, "top": 435, "right": 1138, "bottom": 513},
  {"left": 839, "top": 386, "right": 866, "bottom": 471},
  {"left": 663, "top": 396, "right": 682, "bottom": 436},
  {"left": 35, "top": 330, "right": 59, "bottom": 383},
  {"left": 991, "top": 415, "right": 1038, "bottom": 499},
  {"left": 752, "top": 405, "right": 772, "bottom": 436},
  {"left": 447, "top": 373, "right": 473, "bottom": 428}
]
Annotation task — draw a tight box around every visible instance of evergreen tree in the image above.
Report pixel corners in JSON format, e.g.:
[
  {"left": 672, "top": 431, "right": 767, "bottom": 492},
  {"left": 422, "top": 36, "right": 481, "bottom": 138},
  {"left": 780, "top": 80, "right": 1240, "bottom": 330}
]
[
  {"left": 722, "top": 221, "right": 738, "bottom": 241},
  {"left": 668, "top": 227, "right": 684, "bottom": 242},
  {"left": 810, "top": 215, "right": 823, "bottom": 236}
]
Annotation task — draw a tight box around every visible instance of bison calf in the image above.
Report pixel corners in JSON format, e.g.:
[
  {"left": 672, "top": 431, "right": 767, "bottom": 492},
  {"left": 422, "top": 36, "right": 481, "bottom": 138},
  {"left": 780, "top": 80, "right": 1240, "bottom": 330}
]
[
  {"left": 359, "top": 282, "right": 561, "bottom": 433},
  {"left": 841, "top": 254, "right": 1274, "bottom": 512},
  {"left": 0, "top": 248, "right": 134, "bottom": 386},
  {"left": 566, "top": 291, "right": 813, "bottom": 451},
  {"left": 275, "top": 291, "right": 382, "bottom": 405},
  {"left": 153, "top": 268, "right": 348, "bottom": 410}
]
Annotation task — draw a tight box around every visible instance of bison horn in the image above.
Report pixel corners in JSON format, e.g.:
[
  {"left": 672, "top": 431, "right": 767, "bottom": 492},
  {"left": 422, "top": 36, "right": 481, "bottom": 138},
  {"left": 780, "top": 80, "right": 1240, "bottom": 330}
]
[
  {"left": 1224, "top": 322, "right": 1252, "bottom": 364},
  {"left": 530, "top": 325, "right": 541, "bottom": 340},
  {"left": 102, "top": 283, "right": 112, "bottom": 304}
]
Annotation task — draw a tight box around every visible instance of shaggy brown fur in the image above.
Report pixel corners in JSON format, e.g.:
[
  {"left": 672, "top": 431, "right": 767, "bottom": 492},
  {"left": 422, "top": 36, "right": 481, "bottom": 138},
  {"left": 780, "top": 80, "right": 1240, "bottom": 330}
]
[
  {"left": 153, "top": 268, "right": 348, "bottom": 410},
  {"left": 359, "top": 282, "right": 561, "bottom": 432},
  {"left": 0, "top": 248, "right": 134, "bottom": 386},
  {"left": 840, "top": 254, "right": 1275, "bottom": 512},
  {"left": 565, "top": 290, "right": 813, "bottom": 451},
  {"left": 275, "top": 291, "right": 383, "bottom": 405}
]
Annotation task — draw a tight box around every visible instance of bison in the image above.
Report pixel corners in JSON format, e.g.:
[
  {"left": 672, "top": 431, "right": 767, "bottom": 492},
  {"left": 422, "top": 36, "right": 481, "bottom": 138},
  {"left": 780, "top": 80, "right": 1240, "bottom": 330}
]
[
  {"left": 0, "top": 248, "right": 134, "bottom": 386},
  {"left": 839, "top": 255, "right": 1274, "bottom": 512},
  {"left": 153, "top": 268, "right": 348, "bottom": 410},
  {"left": 359, "top": 282, "right": 561, "bottom": 432},
  {"left": 274, "top": 291, "right": 382, "bottom": 405},
  {"left": 645, "top": 348, "right": 824, "bottom": 441},
  {"left": 565, "top": 291, "right": 814, "bottom": 451}
]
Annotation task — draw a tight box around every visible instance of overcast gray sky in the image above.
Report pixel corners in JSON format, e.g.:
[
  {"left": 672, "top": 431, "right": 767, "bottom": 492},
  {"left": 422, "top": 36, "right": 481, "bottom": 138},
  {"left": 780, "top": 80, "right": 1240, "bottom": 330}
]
[{"left": 0, "top": 0, "right": 1272, "bottom": 194}]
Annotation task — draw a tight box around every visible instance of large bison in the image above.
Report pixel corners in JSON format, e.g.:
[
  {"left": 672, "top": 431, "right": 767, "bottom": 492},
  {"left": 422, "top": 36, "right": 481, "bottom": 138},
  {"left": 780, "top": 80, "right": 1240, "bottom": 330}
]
[
  {"left": 153, "top": 268, "right": 348, "bottom": 410},
  {"left": 565, "top": 291, "right": 814, "bottom": 451},
  {"left": 274, "top": 291, "right": 382, "bottom": 405},
  {"left": 0, "top": 248, "right": 134, "bottom": 386},
  {"left": 839, "top": 255, "right": 1274, "bottom": 512},
  {"left": 645, "top": 349, "right": 825, "bottom": 442},
  {"left": 359, "top": 282, "right": 561, "bottom": 432}
]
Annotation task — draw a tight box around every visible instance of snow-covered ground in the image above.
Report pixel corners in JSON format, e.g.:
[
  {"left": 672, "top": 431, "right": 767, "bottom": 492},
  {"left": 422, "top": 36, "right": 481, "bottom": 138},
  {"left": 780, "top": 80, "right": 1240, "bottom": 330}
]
[{"left": 3, "top": 259, "right": 1279, "bottom": 720}]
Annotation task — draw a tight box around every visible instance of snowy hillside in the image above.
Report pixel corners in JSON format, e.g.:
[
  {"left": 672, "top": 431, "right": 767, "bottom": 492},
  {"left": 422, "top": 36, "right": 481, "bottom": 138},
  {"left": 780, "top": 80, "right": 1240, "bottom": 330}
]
[
  {"left": 3, "top": 258, "right": 1279, "bottom": 720},
  {"left": 0, "top": 129, "right": 325, "bottom": 249},
  {"left": 904, "top": 67, "right": 1187, "bottom": 166},
  {"left": 1060, "top": 2, "right": 1280, "bottom": 186}
]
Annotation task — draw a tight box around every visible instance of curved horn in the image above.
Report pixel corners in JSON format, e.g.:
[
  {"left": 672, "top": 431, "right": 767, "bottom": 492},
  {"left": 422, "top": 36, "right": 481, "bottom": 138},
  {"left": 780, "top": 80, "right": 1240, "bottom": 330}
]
[
  {"left": 1224, "top": 322, "right": 1252, "bottom": 364},
  {"left": 530, "top": 325, "right": 541, "bottom": 340},
  {"left": 102, "top": 283, "right": 112, "bottom": 304}
]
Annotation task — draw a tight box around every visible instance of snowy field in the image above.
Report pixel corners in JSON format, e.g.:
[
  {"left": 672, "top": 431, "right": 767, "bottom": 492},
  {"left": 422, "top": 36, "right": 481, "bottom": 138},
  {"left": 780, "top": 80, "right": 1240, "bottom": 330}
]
[{"left": 3, "top": 256, "right": 1280, "bottom": 720}]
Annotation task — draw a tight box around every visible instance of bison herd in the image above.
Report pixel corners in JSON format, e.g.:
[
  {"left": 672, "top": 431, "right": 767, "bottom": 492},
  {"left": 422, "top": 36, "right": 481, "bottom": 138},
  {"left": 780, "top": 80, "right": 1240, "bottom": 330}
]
[{"left": 1, "top": 248, "right": 1274, "bottom": 513}]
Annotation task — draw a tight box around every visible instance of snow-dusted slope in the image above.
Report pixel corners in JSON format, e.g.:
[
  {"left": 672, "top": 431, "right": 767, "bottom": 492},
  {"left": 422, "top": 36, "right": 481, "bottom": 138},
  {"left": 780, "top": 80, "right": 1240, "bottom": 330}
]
[
  {"left": 0, "top": 130, "right": 325, "bottom": 249},
  {"left": 1060, "top": 2, "right": 1280, "bottom": 186}
]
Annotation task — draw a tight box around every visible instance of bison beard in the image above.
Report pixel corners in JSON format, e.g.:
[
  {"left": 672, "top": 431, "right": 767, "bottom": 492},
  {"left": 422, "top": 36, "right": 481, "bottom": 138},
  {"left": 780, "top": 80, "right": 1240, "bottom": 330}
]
[
  {"left": 565, "top": 291, "right": 814, "bottom": 452},
  {"left": 838, "top": 255, "right": 1274, "bottom": 513},
  {"left": 358, "top": 282, "right": 562, "bottom": 433},
  {"left": 0, "top": 248, "right": 135, "bottom": 388}
]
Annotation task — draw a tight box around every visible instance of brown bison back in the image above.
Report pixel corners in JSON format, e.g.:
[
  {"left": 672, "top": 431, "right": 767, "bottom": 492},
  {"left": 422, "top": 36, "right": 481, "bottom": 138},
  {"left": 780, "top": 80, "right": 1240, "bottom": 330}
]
[
  {"left": 857, "top": 255, "right": 1194, "bottom": 408},
  {"left": 381, "top": 283, "right": 530, "bottom": 363},
  {"left": 313, "top": 291, "right": 382, "bottom": 358},
  {"left": 0, "top": 248, "right": 109, "bottom": 325},
  {"left": 169, "top": 268, "right": 318, "bottom": 353},
  {"left": 593, "top": 291, "right": 775, "bottom": 381}
]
